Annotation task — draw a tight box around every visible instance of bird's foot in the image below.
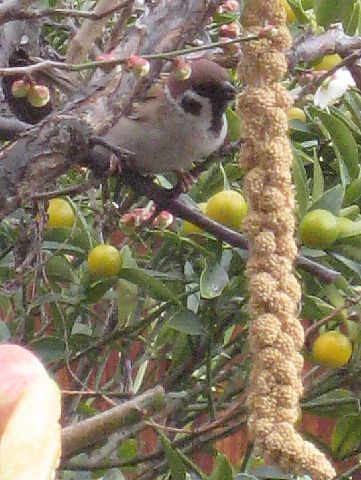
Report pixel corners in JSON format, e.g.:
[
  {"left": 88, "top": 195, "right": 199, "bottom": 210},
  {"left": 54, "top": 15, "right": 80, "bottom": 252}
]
[{"left": 174, "top": 170, "right": 196, "bottom": 195}]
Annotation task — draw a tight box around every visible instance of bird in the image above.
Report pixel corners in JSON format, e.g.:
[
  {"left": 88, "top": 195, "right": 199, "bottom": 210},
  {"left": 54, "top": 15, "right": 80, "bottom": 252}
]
[{"left": 98, "top": 58, "right": 237, "bottom": 176}]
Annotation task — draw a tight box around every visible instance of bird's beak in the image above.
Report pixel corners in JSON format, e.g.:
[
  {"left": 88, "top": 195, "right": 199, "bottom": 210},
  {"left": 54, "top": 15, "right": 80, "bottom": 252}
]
[{"left": 221, "top": 81, "right": 238, "bottom": 100}]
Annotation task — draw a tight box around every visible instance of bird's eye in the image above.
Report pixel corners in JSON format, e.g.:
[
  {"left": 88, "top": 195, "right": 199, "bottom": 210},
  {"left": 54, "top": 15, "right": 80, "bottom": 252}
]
[{"left": 181, "top": 94, "right": 202, "bottom": 116}]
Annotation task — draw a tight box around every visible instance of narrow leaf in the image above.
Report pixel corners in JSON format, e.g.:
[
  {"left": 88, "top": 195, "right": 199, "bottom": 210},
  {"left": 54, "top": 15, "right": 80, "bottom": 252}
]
[
  {"left": 211, "top": 454, "right": 233, "bottom": 480},
  {"left": 316, "top": 110, "right": 359, "bottom": 179},
  {"left": 159, "top": 436, "right": 186, "bottom": 480},
  {"left": 312, "top": 155, "right": 324, "bottom": 202},
  {"left": 293, "top": 152, "right": 309, "bottom": 217},
  {"left": 119, "top": 268, "right": 177, "bottom": 303}
]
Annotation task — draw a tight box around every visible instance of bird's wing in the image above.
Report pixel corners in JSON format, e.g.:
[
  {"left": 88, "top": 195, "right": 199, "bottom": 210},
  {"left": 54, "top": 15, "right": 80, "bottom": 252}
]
[{"left": 126, "top": 80, "right": 166, "bottom": 121}]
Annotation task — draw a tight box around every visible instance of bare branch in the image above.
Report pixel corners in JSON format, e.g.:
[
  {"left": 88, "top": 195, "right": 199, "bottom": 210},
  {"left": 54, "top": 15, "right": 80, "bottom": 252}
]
[
  {"left": 0, "top": 36, "right": 257, "bottom": 76},
  {"left": 0, "top": 1, "right": 130, "bottom": 25},
  {"left": 66, "top": 0, "right": 134, "bottom": 65},
  {"left": 0, "top": 116, "right": 32, "bottom": 139},
  {"left": 62, "top": 386, "right": 165, "bottom": 456},
  {"left": 116, "top": 169, "right": 341, "bottom": 284},
  {"left": 0, "top": 0, "right": 35, "bottom": 24}
]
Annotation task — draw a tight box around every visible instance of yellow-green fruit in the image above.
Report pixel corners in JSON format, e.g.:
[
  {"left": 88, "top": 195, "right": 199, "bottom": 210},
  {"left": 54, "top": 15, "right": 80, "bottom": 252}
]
[
  {"left": 47, "top": 198, "right": 76, "bottom": 229},
  {"left": 337, "top": 217, "right": 358, "bottom": 239},
  {"left": 87, "top": 244, "right": 122, "bottom": 277},
  {"left": 312, "top": 331, "right": 352, "bottom": 368},
  {"left": 299, "top": 209, "right": 339, "bottom": 249},
  {"left": 287, "top": 107, "right": 306, "bottom": 122},
  {"left": 182, "top": 203, "right": 207, "bottom": 235},
  {"left": 279, "top": 0, "right": 296, "bottom": 23},
  {"left": 206, "top": 190, "right": 248, "bottom": 231},
  {"left": 313, "top": 54, "right": 342, "bottom": 71}
]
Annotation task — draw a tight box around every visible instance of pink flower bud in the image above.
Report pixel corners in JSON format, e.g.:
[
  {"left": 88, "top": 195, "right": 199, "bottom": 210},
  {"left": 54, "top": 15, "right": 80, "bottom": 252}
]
[
  {"left": 220, "top": 22, "right": 241, "bottom": 39},
  {"left": 11, "top": 79, "right": 30, "bottom": 99},
  {"left": 220, "top": 37, "right": 240, "bottom": 56},
  {"left": 258, "top": 25, "right": 278, "bottom": 39},
  {"left": 27, "top": 84, "right": 50, "bottom": 108},
  {"left": 172, "top": 57, "right": 192, "bottom": 81},
  {"left": 96, "top": 50, "right": 118, "bottom": 72},
  {"left": 152, "top": 211, "right": 174, "bottom": 228},
  {"left": 126, "top": 55, "right": 150, "bottom": 77},
  {"left": 218, "top": 0, "right": 239, "bottom": 13}
]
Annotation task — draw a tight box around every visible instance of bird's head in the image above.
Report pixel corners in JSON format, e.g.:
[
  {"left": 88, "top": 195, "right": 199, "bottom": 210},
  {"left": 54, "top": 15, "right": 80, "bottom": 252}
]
[{"left": 166, "top": 58, "right": 237, "bottom": 133}]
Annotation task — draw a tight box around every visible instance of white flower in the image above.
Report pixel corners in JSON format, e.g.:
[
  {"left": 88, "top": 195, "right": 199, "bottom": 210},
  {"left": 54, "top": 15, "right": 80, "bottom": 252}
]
[{"left": 314, "top": 68, "right": 355, "bottom": 109}]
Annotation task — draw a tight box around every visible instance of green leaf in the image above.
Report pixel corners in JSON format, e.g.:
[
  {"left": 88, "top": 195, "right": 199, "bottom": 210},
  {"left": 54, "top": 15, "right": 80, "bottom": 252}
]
[
  {"left": 200, "top": 259, "right": 229, "bottom": 299},
  {"left": 84, "top": 279, "right": 113, "bottom": 303},
  {"left": 226, "top": 108, "right": 242, "bottom": 142},
  {"left": 331, "top": 251, "right": 361, "bottom": 278},
  {"left": 304, "top": 389, "right": 358, "bottom": 418},
  {"left": 315, "top": 110, "right": 359, "bottom": 179},
  {"left": 159, "top": 435, "right": 186, "bottom": 480},
  {"left": 293, "top": 152, "right": 309, "bottom": 217},
  {"left": 168, "top": 310, "right": 203, "bottom": 335},
  {"left": 345, "top": 0, "right": 361, "bottom": 34},
  {"left": 332, "top": 413, "right": 361, "bottom": 458},
  {"left": 0, "top": 320, "right": 10, "bottom": 342},
  {"left": 344, "top": 90, "right": 361, "bottom": 129},
  {"left": 118, "top": 439, "right": 138, "bottom": 461},
  {"left": 342, "top": 0, "right": 360, "bottom": 31},
  {"left": 45, "top": 255, "right": 74, "bottom": 283},
  {"left": 287, "top": 0, "right": 309, "bottom": 22},
  {"left": 312, "top": 155, "right": 324, "bottom": 202},
  {"left": 30, "top": 336, "right": 65, "bottom": 362},
  {"left": 210, "top": 454, "right": 233, "bottom": 480},
  {"left": 120, "top": 245, "right": 138, "bottom": 268},
  {"left": 117, "top": 278, "right": 138, "bottom": 327},
  {"left": 344, "top": 177, "right": 361, "bottom": 205},
  {"left": 310, "top": 185, "right": 344, "bottom": 215},
  {"left": 102, "top": 470, "right": 126, "bottom": 480},
  {"left": 314, "top": 0, "right": 354, "bottom": 28},
  {"left": 71, "top": 323, "right": 92, "bottom": 336},
  {"left": 119, "top": 268, "right": 178, "bottom": 303}
]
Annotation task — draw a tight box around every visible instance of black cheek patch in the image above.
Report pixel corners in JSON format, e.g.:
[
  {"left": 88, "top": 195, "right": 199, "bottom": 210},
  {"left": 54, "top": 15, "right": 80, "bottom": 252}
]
[{"left": 181, "top": 95, "right": 202, "bottom": 116}]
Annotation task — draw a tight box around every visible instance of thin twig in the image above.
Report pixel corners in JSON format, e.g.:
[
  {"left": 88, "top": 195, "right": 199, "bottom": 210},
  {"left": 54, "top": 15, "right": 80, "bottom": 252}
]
[
  {"left": 305, "top": 290, "right": 361, "bottom": 338},
  {"left": 297, "top": 49, "right": 361, "bottom": 100},
  {"left": 31, "top": 179, "right": 94, "bottom": 200},
  {"left": 1, "top": 2, "right": 129, "bottom": 23},
  {"left": 0, "top": 36, "right": 258, "bottom": 76}
]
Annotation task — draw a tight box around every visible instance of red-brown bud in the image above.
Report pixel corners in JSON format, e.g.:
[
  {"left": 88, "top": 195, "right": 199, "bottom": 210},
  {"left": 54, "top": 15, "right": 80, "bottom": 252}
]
[
  {"left": 220, "top": 37, "right": 240, "bottom": 56},
  {"left": 96, "top": 50, "right": 118, "bottom": 73},
  {"left": 126, "top": 55, "right": 150, "bottom": 77},
  {"left": 220, "top": 22, "right": 241, "bottom": 39},
  {"left": 152, "top": 211, "right": 174, "bottom": 229},
  {"left": 217, "top": 0, "right": 239, "bottom": 13},
  {"left": 172, "top": 57, "right": 192, "bottom": 81}
]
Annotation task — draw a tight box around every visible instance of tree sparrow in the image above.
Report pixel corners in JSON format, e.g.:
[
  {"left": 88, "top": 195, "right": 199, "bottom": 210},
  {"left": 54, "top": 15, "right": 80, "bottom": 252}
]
[{"left": 97, "top": 58, "right": 236, "bottom": 175}]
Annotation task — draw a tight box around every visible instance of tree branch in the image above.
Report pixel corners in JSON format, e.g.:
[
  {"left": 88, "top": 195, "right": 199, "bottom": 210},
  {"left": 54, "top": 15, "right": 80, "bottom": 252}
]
[
  {"left": 61, "top": 385, "right": 165, "bottom": 456},
  {"left": 0, "top": 1, "right": 130, "bottom": 25},
  {"left": 0, "top": 116, "right": 32, "bottom": 139},
  {"left": 118, "top": 170, "right": 341, "bottom": 284},
  {"left": 0, "top": 0, "right": 222, "bottom": 215}
]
